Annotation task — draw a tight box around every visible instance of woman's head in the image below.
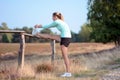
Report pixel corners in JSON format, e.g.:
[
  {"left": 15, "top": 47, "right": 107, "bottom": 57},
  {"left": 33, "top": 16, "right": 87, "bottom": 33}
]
[{"left": 52, "top": 12, "right": 64, "bottom": 21}]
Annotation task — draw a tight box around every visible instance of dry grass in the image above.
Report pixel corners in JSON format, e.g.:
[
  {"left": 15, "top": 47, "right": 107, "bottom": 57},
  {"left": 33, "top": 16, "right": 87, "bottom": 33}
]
[
  {"left": 0, "top": 42, "right": 115, "bottom": 55},
  {"left": 0, "top": 43, "right": 119, "bottom": 80}
]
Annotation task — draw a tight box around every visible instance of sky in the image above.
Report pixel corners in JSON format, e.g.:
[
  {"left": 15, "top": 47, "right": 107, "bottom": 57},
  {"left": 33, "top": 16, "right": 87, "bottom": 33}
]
[{"left": 0, "top": 0, "right": 88, "bottom": 33}]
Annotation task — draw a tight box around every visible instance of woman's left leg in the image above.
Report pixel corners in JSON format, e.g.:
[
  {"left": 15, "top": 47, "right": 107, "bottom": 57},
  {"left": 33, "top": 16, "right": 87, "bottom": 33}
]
[
  {"left": 60, "top": 45, "right": 72, "bottom": 77},
  {"left": 61, "top": 45, "right": 70, "bottom": 72}
]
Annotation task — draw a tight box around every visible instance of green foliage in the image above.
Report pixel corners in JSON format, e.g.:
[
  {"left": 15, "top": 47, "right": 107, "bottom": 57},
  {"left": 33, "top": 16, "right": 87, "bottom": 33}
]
[
  {"left": 40, "top": 28, "right": 53, "bottom": 34},
  {"left": 39, "top": 29, "right": 54, "bottom": 42},
  {"left": 12, "top": 26, "right": 33, "bottom": 43},
  {"left": 71, "top": 31, "right": 79, "bottom": 42},
  {"left": 88, "top": 0, "right": 120, "bottom": 45},
  {"left": 0, "top": 22, "right": 92, "bottom": 43},
  {"left": 0, "top": 22, "right": 13, "bottom": 43},
  {"left": 71, "top": 23, "right": 93, "bottom": 42},
  {"left": 78, "top": 23, "right": 92, "bottom": 42},
  {"left": 2, "top": 33, "right": 13, "bottom": 43},
  {"left": 22, "top": 26, "right": 32, "bottom": 34}
]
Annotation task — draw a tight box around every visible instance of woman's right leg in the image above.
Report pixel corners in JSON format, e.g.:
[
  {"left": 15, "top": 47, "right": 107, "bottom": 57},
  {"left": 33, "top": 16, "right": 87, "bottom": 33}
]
[{"left": 36, "top": 33, "right": 61, "bottom": 41}]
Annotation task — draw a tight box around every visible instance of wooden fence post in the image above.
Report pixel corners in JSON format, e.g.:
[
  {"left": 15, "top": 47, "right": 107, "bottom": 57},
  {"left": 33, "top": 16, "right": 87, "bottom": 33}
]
[
  {"left": 51, "top": 40, "right": 56, "bottom": 64},
  {"left": 0, "top": 30, "right": 57, "bottom": 70},
  {"left": 18, "top": 33, "right": 25, "bottom": 70}
]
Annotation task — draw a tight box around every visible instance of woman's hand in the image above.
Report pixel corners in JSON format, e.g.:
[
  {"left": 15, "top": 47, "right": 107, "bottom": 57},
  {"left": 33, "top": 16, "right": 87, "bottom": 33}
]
[{"left": 34, "top": 24, "right": 42, "bottom": 28}]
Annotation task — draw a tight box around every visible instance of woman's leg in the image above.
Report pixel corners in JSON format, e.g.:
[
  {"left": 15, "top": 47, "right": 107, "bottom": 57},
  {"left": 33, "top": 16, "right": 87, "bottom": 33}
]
[
  {"left": 61, "top": 45, "right": 70, "bottom": 72},
  {"left": 36, "top": 33, "right": 61, "bottom": 41}
]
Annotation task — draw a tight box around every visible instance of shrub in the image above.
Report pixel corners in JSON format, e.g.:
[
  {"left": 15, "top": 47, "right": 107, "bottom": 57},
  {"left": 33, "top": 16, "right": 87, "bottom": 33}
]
[{"left": 36, "top": 64, "right": 53, "bottom": 73}]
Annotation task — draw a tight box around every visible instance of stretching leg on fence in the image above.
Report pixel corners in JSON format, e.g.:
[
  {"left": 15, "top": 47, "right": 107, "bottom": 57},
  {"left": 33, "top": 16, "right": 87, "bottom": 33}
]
[{"left": 36, "top": 33, "right": 61, "bottom": 41}]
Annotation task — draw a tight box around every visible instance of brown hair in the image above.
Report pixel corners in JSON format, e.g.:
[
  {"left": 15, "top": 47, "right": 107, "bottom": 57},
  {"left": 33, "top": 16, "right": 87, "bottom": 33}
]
[{"left": 53, "top": 12, "right": 64, "bottom": 21}]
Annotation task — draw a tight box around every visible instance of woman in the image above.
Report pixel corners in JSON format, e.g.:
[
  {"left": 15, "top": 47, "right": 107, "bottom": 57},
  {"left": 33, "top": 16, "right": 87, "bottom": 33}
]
[{"left": 34, "top": 12, "right": 72, "bottom": 77}]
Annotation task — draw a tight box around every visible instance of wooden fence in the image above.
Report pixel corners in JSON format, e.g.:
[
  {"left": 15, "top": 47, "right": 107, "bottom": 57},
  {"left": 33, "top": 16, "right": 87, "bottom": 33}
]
[{"left": 0, "top": 30, "right": 56, "bottom": 70}]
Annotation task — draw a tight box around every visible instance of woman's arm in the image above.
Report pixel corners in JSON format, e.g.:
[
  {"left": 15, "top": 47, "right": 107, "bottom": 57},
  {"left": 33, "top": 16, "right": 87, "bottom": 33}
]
[{"left": 34, "top": 21, "right": 58, "bottom": 29}]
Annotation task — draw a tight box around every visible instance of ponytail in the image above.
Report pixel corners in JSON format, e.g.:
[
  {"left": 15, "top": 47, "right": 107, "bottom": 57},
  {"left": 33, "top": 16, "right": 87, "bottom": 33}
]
[{"left": 53, "top": 12, "right": 64, "bottom": 21}]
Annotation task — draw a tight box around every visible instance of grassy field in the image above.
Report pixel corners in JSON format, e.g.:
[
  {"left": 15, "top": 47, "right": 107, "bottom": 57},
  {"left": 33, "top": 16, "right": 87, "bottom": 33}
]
[
  {"left": 1, "top": 42, "right": 120, "bottom": 80},
  {"left": 0, "top": 42, "right": 115, "bottom": 55}
]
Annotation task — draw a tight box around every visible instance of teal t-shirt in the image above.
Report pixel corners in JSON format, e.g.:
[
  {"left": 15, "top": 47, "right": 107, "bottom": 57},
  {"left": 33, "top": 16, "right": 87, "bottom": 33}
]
[{"left": 42, "top": 20, "right": 71, "bottom": 38}]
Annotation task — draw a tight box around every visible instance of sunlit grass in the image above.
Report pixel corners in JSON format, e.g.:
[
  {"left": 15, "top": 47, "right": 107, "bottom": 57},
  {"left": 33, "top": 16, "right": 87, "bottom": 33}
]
[{"left": 0, "top": 43, "right": 115, "bottom": 55}]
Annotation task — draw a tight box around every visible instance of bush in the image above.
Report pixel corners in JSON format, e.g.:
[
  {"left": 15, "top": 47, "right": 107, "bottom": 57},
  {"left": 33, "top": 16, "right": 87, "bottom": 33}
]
[{"left": 36, "top": 64, "right": 53, "bottom": 73}]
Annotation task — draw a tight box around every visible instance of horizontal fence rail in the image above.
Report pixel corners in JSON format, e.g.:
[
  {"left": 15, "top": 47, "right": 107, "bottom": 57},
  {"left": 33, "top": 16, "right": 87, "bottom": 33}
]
[{"left": 0, "top": 30, "right": 56, "bottom": 71}]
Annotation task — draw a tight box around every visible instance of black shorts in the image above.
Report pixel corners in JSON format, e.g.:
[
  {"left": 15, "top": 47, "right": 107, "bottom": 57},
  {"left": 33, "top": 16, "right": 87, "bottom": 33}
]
[{"left": 60, "top": 38, "right": 71, "bottom": 47}]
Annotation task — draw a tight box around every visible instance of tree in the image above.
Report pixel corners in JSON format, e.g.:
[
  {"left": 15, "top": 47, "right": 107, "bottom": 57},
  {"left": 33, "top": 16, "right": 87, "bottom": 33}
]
[
  {"left": 40, "top": 28, "right": 53, "bottom": 34},
  {"left": 0, "top": 22, "right": 13, "bottom": 43},
  {"left": 71, "top": 31, "right": 79, "bottom": 42},
  {"left": 12, "top": 26, "right": 33, "bottom": 43},
  {"left": 22, "top": 26, "right": 33, "bottom": 42},
  {"left": 0, "top": 26, "right": 3, "bottom": 42},
  {"left": 78, "top": 23, "right": 92, "bottom": 42},
  {"left": 88, "top": 0, "right": 120, "bottom": 46},
  {"left": 40, "top": 28, "right": 54, "bottom": 42},
  {"left": 22, "top": 26, "right": 32, "bottom": 34}
]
